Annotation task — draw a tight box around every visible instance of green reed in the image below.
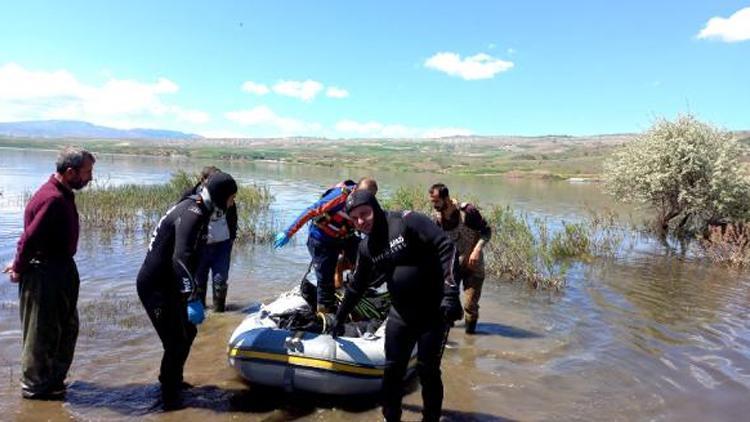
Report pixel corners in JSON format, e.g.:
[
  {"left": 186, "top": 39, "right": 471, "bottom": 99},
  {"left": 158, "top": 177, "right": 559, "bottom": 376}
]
[
  {"left": 381, "top": 185, "right": 433, "bottom": 214},
  {"left": 75, "top": 171, "right": 276, "bottom": 245},
  {"left": 380, "top": 186, "right": 633, "bottom": 290}
]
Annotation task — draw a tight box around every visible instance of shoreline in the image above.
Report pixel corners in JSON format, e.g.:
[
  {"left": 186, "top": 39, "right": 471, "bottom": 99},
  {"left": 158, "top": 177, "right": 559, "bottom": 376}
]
[{"left": 0, "top": 137, "right": 612, "bottom": 180}]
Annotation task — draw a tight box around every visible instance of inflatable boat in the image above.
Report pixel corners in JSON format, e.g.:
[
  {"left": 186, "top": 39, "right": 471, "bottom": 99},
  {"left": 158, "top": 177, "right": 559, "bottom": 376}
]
[{"left": 227, "top": 287, "right": 416, "bottom": 395}]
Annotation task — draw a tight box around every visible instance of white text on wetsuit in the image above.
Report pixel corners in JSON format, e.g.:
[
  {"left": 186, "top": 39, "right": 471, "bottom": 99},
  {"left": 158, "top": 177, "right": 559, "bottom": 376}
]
[{"left": 373, "top": 235, "right": 407, "bottom": 264}]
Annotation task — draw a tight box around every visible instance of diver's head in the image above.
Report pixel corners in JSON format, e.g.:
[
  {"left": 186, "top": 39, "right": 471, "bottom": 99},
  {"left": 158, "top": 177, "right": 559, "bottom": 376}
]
[{"left": 205, "top": 172, "right": 238, "bottom": 210}]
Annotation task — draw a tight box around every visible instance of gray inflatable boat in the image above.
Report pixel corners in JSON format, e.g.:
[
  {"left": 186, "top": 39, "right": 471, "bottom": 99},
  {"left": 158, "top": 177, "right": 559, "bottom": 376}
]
[{"left": 227, "top": 287, "right": 416, "bottom": 395}]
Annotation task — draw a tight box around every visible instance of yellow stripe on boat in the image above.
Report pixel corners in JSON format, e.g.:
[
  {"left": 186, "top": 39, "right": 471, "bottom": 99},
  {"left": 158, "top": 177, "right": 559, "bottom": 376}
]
[{"left": 229, "top": 348, "right": 417, "bottom": 377}]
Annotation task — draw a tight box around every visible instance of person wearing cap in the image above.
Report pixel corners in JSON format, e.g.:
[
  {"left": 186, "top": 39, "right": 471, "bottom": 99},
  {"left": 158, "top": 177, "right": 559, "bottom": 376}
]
[
  {"left": 273, "top": 177, "right": 378, "bottom": 313},
  {"left": 181, "top": 166, "right": 238, "bottom": 312},
  {"left": 4, "top": 147, "right": 95, "bottom": 400},
  {"left": 136, "top": 172, "right": 237, "bottom": 408},
  {"left": 429, "top": 183, "right": 491, "bottom": 334},
  {"left": 332, "top": 189, "right": 463, "bottom": 422}
]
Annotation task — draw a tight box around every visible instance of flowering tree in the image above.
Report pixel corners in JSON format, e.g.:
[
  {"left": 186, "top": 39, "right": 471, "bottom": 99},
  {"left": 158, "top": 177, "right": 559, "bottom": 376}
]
[{"left": 604, "top": 115, "right": 750, "bottom": 237}]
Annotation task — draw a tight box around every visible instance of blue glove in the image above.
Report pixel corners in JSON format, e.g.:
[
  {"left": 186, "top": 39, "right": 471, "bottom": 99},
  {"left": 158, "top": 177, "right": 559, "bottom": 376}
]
[
  {"left": 187, "top": 300, "right": 205, "bottom": 325},
  {"left": 273, "top": 232, "right": 290, "bottom": 249}
]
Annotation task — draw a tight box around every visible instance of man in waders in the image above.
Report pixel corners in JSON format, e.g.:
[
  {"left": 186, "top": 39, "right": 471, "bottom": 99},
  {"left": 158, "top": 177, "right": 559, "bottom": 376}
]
[
  {"left": 429, "top": 183, "right": 491, "bottom": 334},
  {"left": 331, "top": 190, "right": 463, "bottom": 422},
  {"left": 137, "top": 172, "right": 237, "bottom": 409},
  {"left": 182, "top": 166, "right": 238, "bottom": 312},
  {"left": 273, "top": 177, "right": 378, "bottom": 314},
  {"left": 4, "top": 147, "right": 95, "bottom": 400}
]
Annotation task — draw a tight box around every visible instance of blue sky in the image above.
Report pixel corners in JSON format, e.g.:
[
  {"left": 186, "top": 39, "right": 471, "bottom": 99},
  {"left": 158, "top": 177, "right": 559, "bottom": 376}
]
[{"left": 0, "top": 1, "right": 748, "bottom": 138}]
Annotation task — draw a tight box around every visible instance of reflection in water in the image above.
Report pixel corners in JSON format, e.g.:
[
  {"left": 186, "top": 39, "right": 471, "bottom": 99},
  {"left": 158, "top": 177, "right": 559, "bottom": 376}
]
[
  {"left": 468, "top": 322, "right": 544, "bottom": 339},
  {"left": 1, "top": 149, "right": 750, "bottom": 420},
  {"left": 64, "top": 380, "right": 373, "bottom": 417}
]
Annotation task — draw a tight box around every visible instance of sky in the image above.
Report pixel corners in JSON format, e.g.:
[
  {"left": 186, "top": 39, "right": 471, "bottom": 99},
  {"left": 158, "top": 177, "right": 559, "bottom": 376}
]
[{"left": 0, "top": 1, "right": 748, "bottom": 138}]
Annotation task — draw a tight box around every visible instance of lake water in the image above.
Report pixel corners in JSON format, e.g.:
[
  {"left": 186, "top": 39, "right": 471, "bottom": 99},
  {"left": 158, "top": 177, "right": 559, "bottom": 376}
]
[{"left": 1, "top": 148, "right": 749, "bottom": 421}]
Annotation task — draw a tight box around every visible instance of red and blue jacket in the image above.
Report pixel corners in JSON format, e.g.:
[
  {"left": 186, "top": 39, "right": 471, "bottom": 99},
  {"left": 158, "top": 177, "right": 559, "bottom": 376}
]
[{"left": 284, "top": 181, "right": 357, "bottom": 243}]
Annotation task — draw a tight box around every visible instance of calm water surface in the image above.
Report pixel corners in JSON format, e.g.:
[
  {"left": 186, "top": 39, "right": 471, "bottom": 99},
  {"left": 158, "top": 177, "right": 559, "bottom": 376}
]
[{"left": 1, "top": 148, "right": 749, "bottom": 421}]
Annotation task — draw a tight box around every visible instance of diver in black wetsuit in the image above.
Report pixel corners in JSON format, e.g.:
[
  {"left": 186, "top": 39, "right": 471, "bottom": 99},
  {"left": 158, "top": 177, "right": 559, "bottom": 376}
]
[
  {"left": 332, "top": 189, "right": 464, "bottom": 422},
  {"left": 136, "top": 172, "right": 237, "bottom": 408}
]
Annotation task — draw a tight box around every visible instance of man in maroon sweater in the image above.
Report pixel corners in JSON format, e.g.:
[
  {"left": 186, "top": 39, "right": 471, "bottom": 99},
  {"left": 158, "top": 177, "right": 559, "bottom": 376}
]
[{"left": 3, "top": 147, "right": 95, "bottom": 400}]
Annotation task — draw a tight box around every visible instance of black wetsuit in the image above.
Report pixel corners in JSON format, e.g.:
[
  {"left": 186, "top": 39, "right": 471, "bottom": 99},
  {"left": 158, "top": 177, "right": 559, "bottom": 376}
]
[
  {"left": 338, "top": 210, "right": 459, "bottom": 422},
  {"left": 136, "top": 196, "right": 209, "bottom": 389}
]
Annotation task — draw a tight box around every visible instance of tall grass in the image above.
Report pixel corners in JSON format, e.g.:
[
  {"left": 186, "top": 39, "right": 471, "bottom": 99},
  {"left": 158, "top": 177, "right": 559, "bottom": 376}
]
[
  {"left": 482, "top": 207, "right": 571, "bottom": 289},
  {"left": 380, "top": 186, "right": 632, "bottom": 289},
  {"left": 76, "top": 171, "right": 276, "bottom": 244},
  {"left": 381, "top": 185, "right": 432, "bottom": 214}
]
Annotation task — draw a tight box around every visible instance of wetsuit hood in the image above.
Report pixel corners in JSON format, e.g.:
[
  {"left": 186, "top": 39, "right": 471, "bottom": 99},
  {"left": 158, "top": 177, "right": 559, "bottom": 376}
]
[
  {"left": 346, "top": 189, "right": 387, "bottom": 243},
  {"left": 205, "top": 172, "right": 238, "bottom": 211}
]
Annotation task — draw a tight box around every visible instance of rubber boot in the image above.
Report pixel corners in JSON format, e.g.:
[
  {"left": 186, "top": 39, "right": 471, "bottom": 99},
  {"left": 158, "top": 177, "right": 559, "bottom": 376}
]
[
  {"left": 213, "top": 285, "right": 227, "bottom": 313},
  {"left": 160, "top": 385, "right": 184, "bottom": 411},
  {"left": 465, "top": 318, "right": 477, "bottom": 334}
]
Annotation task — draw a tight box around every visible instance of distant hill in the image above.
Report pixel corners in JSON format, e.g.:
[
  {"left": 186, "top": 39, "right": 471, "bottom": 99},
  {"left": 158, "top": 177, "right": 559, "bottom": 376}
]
[{"left": 0, "top": 120, "right": 202, "bottom": 140}]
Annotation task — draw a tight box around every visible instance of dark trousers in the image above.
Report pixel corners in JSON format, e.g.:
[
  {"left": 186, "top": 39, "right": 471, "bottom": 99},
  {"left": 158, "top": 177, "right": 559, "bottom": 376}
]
[
  {"left": 195, "top": 239, "right": 233, "bottom": 305},
  {"left": 382, "top": 309, "right": 450, "bottom": 422},
  {"left": 19, "top": 259, "right": 80, "bottom": 396},
  {"left": 307, "top": 235, "right": 358, "bottom": 308},
  {"left": 461, "top": 270, "right": 485, "bottom": 323},
  {"left": 137, "top": 282, "right": 197, "bottom": 389}
]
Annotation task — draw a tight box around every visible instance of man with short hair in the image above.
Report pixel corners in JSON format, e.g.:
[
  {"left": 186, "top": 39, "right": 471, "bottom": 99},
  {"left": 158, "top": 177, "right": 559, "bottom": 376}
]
[
  {"left": 3, "top": 147, "right": 95, "bottom": 400},
  {"left": 429, "top": 183, "right": 492, "bottom": 334},
  {"left": 357, "top": 177, "right": 378, "bottom": 195}
]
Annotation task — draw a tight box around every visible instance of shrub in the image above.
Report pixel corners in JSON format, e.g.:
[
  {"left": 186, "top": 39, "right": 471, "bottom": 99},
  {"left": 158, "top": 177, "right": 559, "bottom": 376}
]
[
  {"left": 381, "top": 185, "right": 432, "bottom": 214},
  {"left": 604, "top": 114, "right": 750, "bottom": 237},
  {"left": 484, "top": 206, "right": 567, "bottom": 290}
]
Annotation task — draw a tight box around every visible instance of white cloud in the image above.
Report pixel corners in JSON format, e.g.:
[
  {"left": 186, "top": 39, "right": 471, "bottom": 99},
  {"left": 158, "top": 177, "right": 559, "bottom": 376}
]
[
  {"left": 0, "top": 63, "right": 210, "bottom": 127},
  {"left": 697, "top": 7, "right": 750, "bottom": 42},
  {"left": 241, "top": 81, "right": 270, "bottom": 95},
  {"left": 0, "top": 63, "right": 82, "bottom": 99},
  {"left": 272, "top": 80, "right": 324, "bottom": 101},
  {"left": 424, "top": 52, "right": 514, "bottom": 80},
  {"left": 325, "top": 86, "right": 349, "bottom": 98},
  {"left": 241, "top": 79, "right": 348, "bottom": 101},
  {"left": 335, "top": 119, "right": 473, "bottom": 138},
  {"left": 225, "top": 105, "right": 321, "bottom": 135}
]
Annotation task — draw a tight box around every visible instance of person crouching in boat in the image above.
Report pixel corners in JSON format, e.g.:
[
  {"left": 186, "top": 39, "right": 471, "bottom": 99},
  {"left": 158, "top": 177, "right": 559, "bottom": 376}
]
[
  {"left": 273, "top": 177, "right": 378, "bottom": 314},
  {"left": 331, "top": 190, "right": 463, "bottom": 422},
  {"left": 136, "top": 172, "right": 237, "bottom": 409}
]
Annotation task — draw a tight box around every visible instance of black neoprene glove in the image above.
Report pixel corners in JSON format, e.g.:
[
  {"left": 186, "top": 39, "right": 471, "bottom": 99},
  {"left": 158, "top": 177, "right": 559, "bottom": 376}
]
[
  {"left": 330, "top": 316, "right": 346, "bottom": 339},
  {"left": 330, "top": 287, "right": 359, "bottom": 338},
  {"left": 440, "top": 288, "right": 463, "bottom": 323}
]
